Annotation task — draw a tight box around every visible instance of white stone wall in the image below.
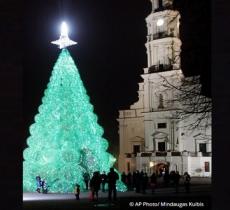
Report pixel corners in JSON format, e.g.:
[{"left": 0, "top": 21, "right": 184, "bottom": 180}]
[
  {"left": 118, "top": 110, "right": 144, "bottom": 173},
  {"left": 135, "top": 155, "right": 211, "bottom": 177},
  {"left": 145, "top": 38, "right": 181, "bottom": 68},
  {"left": 188, "top": 156, "right": 212, "bottom": 177},
  {"left": 141, "top": 70, "right": 184, "bottom": 111}
]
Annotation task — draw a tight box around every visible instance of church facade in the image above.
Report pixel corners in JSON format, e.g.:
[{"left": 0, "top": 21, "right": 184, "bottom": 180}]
[{"left": 118, "top": 0, "right": 211, "bottom": 177}]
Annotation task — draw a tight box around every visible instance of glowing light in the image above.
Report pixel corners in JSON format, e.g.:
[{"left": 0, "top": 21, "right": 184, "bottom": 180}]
[
  {"left": 157, "top": 18, "right": 164, "bottom": 26},
  {"left": 51, "top": 21, "right": 77, "bottom": 49},
  {"left": 23, "top": 49, "right": 127, "bottom": 193},
  {"left": 61, "top": 22, "right": 68, "bottom": 37},
  {"left": 149, "top": 161, "right": 154, "bottom": 167}
]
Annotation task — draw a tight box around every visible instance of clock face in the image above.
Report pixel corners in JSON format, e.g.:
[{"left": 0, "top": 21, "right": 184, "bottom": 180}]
[{"left": 157, "top": 19, "right": 164, "bottom": 26}]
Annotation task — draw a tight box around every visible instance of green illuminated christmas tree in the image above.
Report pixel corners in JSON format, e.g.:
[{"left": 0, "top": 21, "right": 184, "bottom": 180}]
[{"left": 23, "top": 31, "right": 126, "bottom": 192}]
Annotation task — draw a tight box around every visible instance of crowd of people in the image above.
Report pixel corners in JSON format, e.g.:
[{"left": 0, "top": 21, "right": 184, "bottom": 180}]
[
  {"left": 35, "top": 168, "right": 119, "bottom": 201},
  {"left": 120, "top": 170, "right": 191, "bottom": 194},
  {"left": 35, "top": 168, "right": 191, "bottom": 200},
  {"left": 81, "top": 168, "right": 119, "bottom": 201}
]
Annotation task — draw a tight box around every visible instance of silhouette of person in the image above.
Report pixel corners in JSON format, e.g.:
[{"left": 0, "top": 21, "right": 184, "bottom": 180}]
[
  {"left": 35, "top": 176, "right": 41, "bottom": 193},
  {"left": 163, "top": 169, "right": 170, "bottom": 187},
  {"left": 100, "top": 171, "right": 107, "bottom": 192},
  {"left": 74, "top": 184, "right": 80, "bottom": 200},
  {"left": 174, "top": 171, "right": 181, "bottom": 193},
  {"left": 90, "top": 171, "right": 101, "bottom": 201},
  {"left": 107, "top": 168, "right": 119, "bottom": 201},
  {"left": 150, "top": 172, "right": 157, "bottom": 194},
  {"left": 121, "top": 172, "right": 127, "bottom": 184},
  {"left": 41, "top": 179, "right": 48, "bottom": 194},
  {"left": 184, "top": 172, "right": 191, "bottom": 193},
  {"left": 132, "top": 171, "right": 137, "bottom": 190},
  {"left": 135, "top": 170, "right": 141, "bottom": 193},
  {"left": 127, "top": 171, "right": 132, "bottom": 190},
  {"left": 83, "top": 172, "right": 90, "bottom": 190},
  {"left": 141, "top": 172, "right": 149, "bottom": 194}
]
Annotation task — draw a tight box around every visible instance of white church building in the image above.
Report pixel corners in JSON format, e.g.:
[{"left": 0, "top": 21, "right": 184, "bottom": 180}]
[{"left": 118, "top": 0, "right": 211, "bottom": 177}]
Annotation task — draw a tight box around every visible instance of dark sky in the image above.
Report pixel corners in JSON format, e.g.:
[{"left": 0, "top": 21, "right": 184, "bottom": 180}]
[{"left": 23, "top": 0, "right": 210, "bottom": 158}]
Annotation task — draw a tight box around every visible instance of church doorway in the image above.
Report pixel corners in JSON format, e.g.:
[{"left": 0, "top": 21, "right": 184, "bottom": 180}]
[{"left": 153, "top": 162, "right": 169, "bottom": 176}]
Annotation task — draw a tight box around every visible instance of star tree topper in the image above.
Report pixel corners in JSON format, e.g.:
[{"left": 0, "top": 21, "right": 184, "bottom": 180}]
[{"left": 51, "top": 22, "right": 77, "bottom": 49}]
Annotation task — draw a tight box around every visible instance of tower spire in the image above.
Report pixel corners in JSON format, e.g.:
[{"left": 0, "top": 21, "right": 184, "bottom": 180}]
[{"left": 145, "top": 0, "right": 181, "bottom": 73}]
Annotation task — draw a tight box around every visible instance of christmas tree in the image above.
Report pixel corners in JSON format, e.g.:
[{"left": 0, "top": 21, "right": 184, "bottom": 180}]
[{"left": 23, "top": 48, "right": 126, "bottom": 193}]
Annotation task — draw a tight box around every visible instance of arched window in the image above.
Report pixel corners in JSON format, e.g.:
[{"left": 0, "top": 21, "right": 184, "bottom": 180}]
[{"left": 159, "top": 0, "right": 163, "bottom": 8}]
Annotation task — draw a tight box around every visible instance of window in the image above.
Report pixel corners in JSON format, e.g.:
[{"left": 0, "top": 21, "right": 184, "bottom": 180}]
[
  {"left": 133, "top": 145, "right": 140, "bottom": 154},
  {"left": 158, "top": 142, "right": 166, "bottom": 151},
  {"left": 157, "top": 123, "right": 167, "bottom": 129},
  {"left": 199, "top": 143, "right": 207, "bottom": 153},
  {"left": 204, "top": 162, "right": 210, "bottom": 172},
  {"left": 159, "top": 0, "right": 163, "bottom": 8}
]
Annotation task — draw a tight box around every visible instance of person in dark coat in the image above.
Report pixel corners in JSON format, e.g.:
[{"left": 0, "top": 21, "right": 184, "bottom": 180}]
[
  {"left": 90, "top": 171, "right": 101, "bottom": 201},
  {"left": 121, "top": 172, "right": 127, "bottom": 184},
  {"left": 150, "top": 172, "right": 157, "bottom": 194},
  {"left": 170, "top": 171, "right": 176, "bottom": 186},
  {"left": 174, "top": 171, "right": 181, "bottom": 193},
  {"left": 107, "top": 168, "right": 119, "bottom": 201},
  {"left": 141, "top": 172, "right": 149, "bottom": 194},
  {"left": 163, "top": 169, "right": 170, "bottom": 187},
  {"left": 74, "top": 184, "right": 80, "bottom": 200},
  {"left": 184, "top": 172, "right": 191, "bottom": 193},
  {"left": 35, "top": 176, "right": 41, "bottom": 193},
  {"left": 159, "top": 168, "right": 163, "bottom": 177},
  {"left": 132, "top": 171, "right": 137, "bottom": 190},
  {"left": 100, "top": 171, "right": 107, "bottom": 192},
  {"left": 83, "top": 172, "right": 90, "bottom": 190},
  {"left": 41, "top": 179, "right": 48, "bottom": 194},
  {"left": 135, "top": 170, "right": 141, "bottom": 193},
  {"left": 127, "top": 172, "right": 132, "bottom": 190}
]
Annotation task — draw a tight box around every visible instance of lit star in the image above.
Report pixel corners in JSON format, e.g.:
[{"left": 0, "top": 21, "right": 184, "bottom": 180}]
[{"left": 51, "top": 22, "right": 77, "bottom": 49}]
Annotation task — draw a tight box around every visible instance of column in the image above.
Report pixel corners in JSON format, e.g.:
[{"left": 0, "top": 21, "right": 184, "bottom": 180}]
[
  {"left": 154, "top": 46, "right": 158, "bottom": 66},
  {"left": 168, "top": 45, "right": 172, "bottom": 65},
  {"left": 153, "top": 138, "right": 156, "bottom": 151},
  {"left": 165, "top": 137, "right": 168, "bottom": 151},
  {"left": 151, "top": 0, "right": 155, "bottom": 12},
  {"left": 154, "top": 0, "right": 159, "bottom": 10},
  {"left": 159, "top": 46, "right": 164, "bottom": 64},
  {"left": 149, "top": 81, "right": 153, "bottom": 109},
  {"left": 147, "top": 45, "right": 151, "bottom": 67},
  {"left": 151, "top": 44, "right": 155, "bottom": 66},
  {"left": 144, "top": 81, "right": 150, "bottom": 112}
]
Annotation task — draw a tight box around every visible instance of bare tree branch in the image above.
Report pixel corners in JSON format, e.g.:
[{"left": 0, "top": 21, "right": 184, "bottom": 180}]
[{"left": 157, "top": 73, "right": 211, "bottom": 131}]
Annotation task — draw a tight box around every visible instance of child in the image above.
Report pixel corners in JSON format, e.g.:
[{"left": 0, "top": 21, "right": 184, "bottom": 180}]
[
  {"left": 41, "top": 179, "right": 48, "bottom": 194},
  {"left": 35, "top": 176, "right": 41, "bottom": 193},
  {"left": 74, "top": 184, "right": 80, "bottom": 200}
]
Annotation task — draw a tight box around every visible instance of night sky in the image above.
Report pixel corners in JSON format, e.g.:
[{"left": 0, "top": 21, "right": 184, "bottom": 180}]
[{"left": 23, "top": 0, "right": 210, "bottom": 158}]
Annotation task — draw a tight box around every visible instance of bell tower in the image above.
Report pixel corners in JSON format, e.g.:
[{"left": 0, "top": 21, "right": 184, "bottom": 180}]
[{"left": 145, "top": 0, "right": 181, "bottom": 73}]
